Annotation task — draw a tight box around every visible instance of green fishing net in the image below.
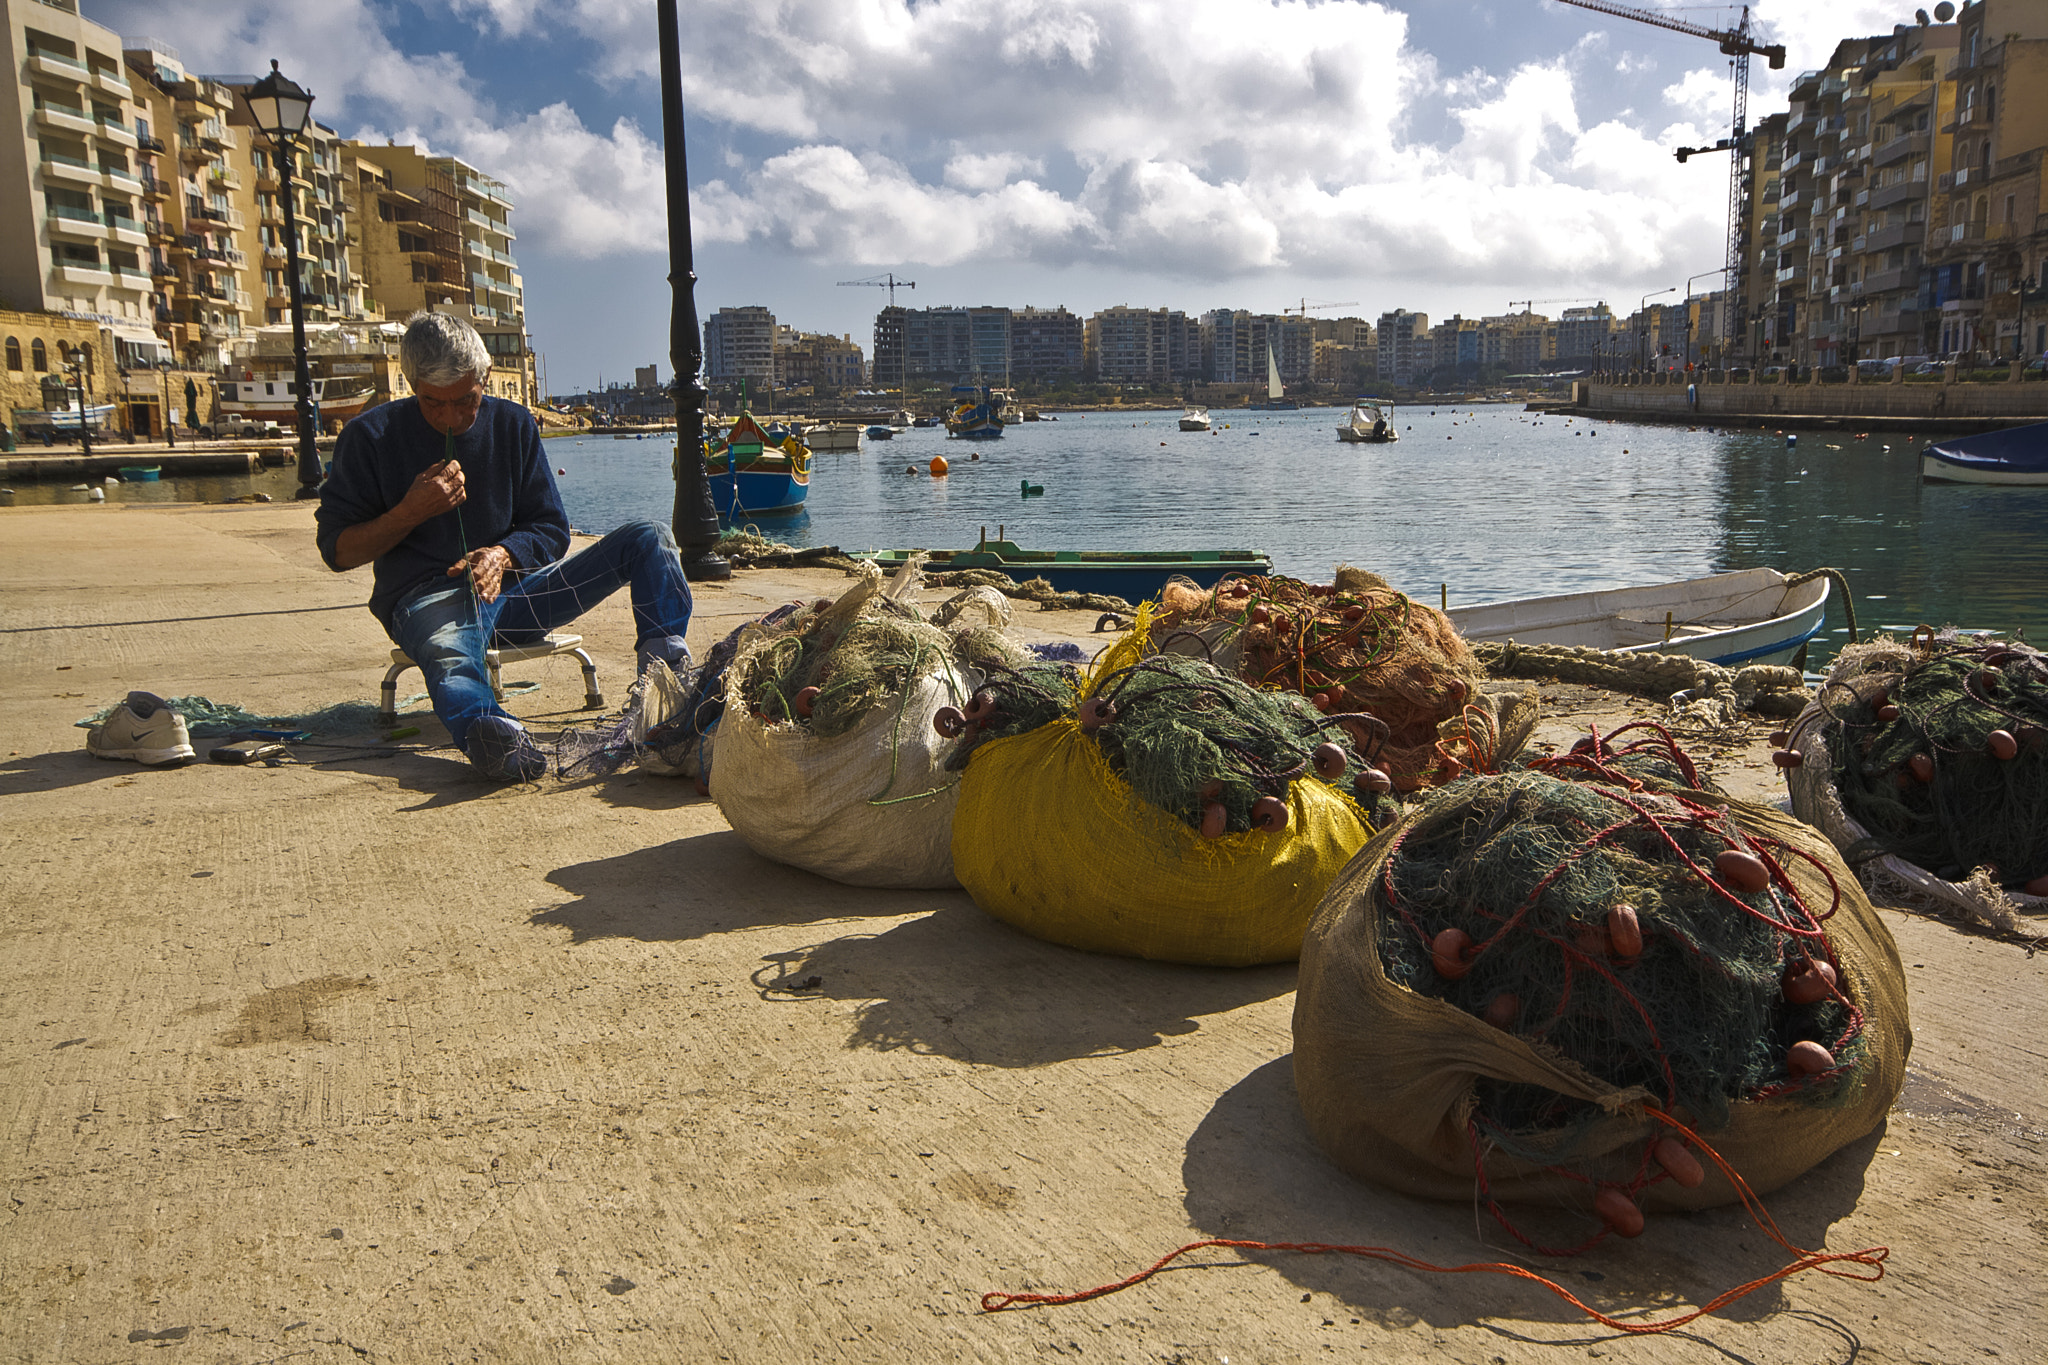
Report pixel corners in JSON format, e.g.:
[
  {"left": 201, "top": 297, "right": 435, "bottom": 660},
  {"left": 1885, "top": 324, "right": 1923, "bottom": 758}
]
[
  {"left": 1820, "top": 632, "right": 2048, "bottom": 886},
  {"left": 1377, "top": 727, "right": 1864, "bottom": 1145}
]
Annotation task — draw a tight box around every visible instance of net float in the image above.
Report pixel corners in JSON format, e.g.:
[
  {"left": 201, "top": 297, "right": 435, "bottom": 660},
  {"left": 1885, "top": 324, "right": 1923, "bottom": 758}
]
[
  {"left": 1310, "top": 692, "right": 1331, "bottom": 712},
  {"left": 1199, "top": 778, "right": 1224, "bottom": 801},
  {"left": 1439, "top": 756, "right": 1465, "bottom": 782},
  {"left": 1078, "top": 697, "right": 1115, "bottom": 732},
  {"left": 1343, "top": 604, "right": 1365, "bottom": 622},
  {"left": 1786, "top": 1040, "right": 1836, "bottom": 1077},
  {"left": 929, "top": 455, "right": 948, "bottom": 476},
  {"left": 2025, "top": 874, "right": 2048, "bottom": 896},
  {"left": 1358, "top": 767, "right": 1393, "bottom": 794},
  {"left": 1430, "top": 927, "right": 1476, "bottom": 980},
  {"left": 1868, "top": 687, "right": 1888, "bottom": 709},
  {"left": 1988, "top": 729, "right": 2019, "bottom": 761},
  {"left": 1250, "top": 605, "right": 1271, "bottom": 625},
  {"left": 812, "top": 598, "right": 834, "bottom": 612},
  {"left": 1976, "top": 669, "right": 2002, "bottom": 694},
  {"left": 1771, "top": 749, "right": 1803, "bottom": 769},
  {"left": 1250, "top": 796, "right": 1289, "bottom": 833},
  {"left": 794, "top": 686, "right": 820, "bottom": 718},
  {"left": 1651, "top": 1137, "right": 1706, "bottom": 1189},
  {"left": 1783, "top": 958, "right": 1839, "bottom": 1005},
  {"left": 1908, "top": 752, "right": 1935, "bottom": 782},
  {"left": 1767, "top": 729, "right": 1791, "bottom": 747},
  {"left": 1593, "top": 1187, "right": 1645, "bottom": 1238},
  {"left": 963, "top": 689, "right": 997, "bottom": 723},
  {"left": 932, "top": 706, "right": 968, "bottom": 738},
  {"left": 1312, "top": 742, "right": 1348, "bottom": 780},
  {"left": 1877, "top": 704, "right": 1901, "bottom": 722},
  {"left": 1714, "top": 849, "right": 1771, "bottom": 894},
  {"left": 1199, "top": 802, "right": 1228, "bottom": 840},
  {"left": 1608, "top": 903, "right": 1643, "bottom": 958},
  {"left": 1481, "top": 992, "right": 1519, "bottom": 1030}
]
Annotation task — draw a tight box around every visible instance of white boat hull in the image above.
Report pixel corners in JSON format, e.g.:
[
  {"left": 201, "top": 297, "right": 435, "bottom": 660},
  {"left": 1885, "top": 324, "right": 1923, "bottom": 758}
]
[
  {"left": 1179, "top": 418, "right": 1210, "bottom": 432},
  {"left": 807, "top": 425, "right": 862, "bottom": 452},
  {"left": 1446, "top": 567, "right": 1831, "bottom": 668},
  {"left": 1336, "top": 426, "right": 1396, "bottom": 443},
  {"left": 1920, "top": 452, "right": 2048, "bottom": 485}
]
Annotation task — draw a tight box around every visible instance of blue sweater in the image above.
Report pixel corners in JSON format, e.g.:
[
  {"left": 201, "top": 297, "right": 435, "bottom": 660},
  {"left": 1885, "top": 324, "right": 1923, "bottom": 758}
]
[{"left": 315, "top": 396, "right": 570, "bottom": 633}]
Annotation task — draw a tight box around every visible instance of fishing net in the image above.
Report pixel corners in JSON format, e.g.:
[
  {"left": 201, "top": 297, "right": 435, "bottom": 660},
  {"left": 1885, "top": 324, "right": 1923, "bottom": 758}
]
[
  {"left": 1784, "top": 630, "right": 2048, "bottom": 932},
  {"left": 713, "top": 564, "right": 1025, "bottom": 889},
  {"left": 1148, "top": 567, "right": 1528, "bottom": 791},
  {"left": 76, "top": 695, "right": 410, "bottom": 738},
  {"left": 950, "top": 608, "right": 1375, "bottom": 965},
  {"left": 1294, "top": 725, "right": 1909, "bottom": 1248}
]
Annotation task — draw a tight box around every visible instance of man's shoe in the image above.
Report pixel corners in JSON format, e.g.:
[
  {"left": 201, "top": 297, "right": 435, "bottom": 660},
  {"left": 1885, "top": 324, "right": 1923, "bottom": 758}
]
[
  {"left": 637, "top": 638, "right": 692, "bottom": 679},
  {"left": 86, "top": 692, "right": 195, "bottom": 766},
  {"left": 466, "top": 715, "right": 548, "bottom": 782}
]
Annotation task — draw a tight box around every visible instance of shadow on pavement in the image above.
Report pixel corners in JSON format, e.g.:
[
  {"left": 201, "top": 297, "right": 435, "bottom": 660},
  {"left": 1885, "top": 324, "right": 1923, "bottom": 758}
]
[
  {"left": 752, "top": 906, "right": 1298, "bottom": 1068},
  {"left": 1178, "top": 1057, "right": 1883, "bottom": 1347}
]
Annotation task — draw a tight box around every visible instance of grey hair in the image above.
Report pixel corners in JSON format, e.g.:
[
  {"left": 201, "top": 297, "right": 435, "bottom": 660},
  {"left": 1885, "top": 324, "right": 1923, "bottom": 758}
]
[{"left": 399, "top": 312, "right": 492, "bottom": 389}]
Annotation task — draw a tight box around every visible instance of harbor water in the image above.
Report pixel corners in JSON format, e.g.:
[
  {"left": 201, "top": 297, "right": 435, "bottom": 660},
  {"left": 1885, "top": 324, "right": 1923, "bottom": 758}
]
[{"left": 13, "top": 404, "right": 2044, "bottom": 667}]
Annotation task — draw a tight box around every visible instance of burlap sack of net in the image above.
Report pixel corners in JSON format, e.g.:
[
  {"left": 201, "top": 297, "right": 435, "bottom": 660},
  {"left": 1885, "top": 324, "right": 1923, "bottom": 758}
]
[
  {"left": 1784, "top": 630, "right": 2048, "bottom": 933},
  {"left": 1147, "top": 566, "right": 1539, "bottom": 792},
  {"left": 951, "top": 614, "right": 1379, "bottom": 967},
  {"left": 1294, "top": 746, "right": 1909, "bottom": 1227},
  {"left": 712, "top": 560, "right": 1024, "bottom": 889}
]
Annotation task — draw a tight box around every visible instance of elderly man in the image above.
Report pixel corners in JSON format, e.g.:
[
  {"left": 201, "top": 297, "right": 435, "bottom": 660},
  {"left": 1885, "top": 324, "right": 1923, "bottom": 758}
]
[{"left": 316, "top": 312, "right": 692, "bottom": 781}]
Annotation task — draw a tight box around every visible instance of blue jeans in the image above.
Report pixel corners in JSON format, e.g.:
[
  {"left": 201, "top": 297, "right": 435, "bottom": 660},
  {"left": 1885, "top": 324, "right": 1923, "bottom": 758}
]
[{"left": 389, "top": 519, "right": 692, "bottom": 754}]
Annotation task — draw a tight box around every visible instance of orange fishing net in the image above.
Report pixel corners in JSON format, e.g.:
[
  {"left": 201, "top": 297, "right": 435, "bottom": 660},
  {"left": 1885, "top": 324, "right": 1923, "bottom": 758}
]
[{"left": 1151, "top": 568, "right": 1486, "bottom": 791}]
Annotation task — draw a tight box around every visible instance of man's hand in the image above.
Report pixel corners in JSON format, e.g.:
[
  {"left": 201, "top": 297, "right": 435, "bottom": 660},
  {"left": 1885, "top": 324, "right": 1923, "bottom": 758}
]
[
  {"left": 449, "top": 544, "right": 515, "bottom": 602},
  {"left": 401, "top": 459, "right": 466, "bottom": 520}
]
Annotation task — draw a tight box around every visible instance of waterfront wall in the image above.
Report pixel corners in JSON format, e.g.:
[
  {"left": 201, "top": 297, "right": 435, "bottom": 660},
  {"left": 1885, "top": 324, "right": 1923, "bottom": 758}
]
[{"left": 1571, "top": 375, "right": 2048, "bottom": 428}]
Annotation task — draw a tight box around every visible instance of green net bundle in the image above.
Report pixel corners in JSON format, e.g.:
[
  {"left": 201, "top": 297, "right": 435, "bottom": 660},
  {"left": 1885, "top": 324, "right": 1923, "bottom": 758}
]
[
  {"left": 732, "top": 602, "right": 1026, "bottom": 739},
  {"left": 1818, "top": 631, "right": 2048, "bottom": 889},
  {"left": 1149, "top": 569, "right": 1485, "bottom": 791},
  {"left": 1376, "top": 727, "right": 1865, "bottom": 1169}
]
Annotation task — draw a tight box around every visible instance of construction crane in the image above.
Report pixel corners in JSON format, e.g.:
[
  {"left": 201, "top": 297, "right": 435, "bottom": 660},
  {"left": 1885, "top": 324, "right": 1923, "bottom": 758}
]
[
  {"left": 837, "top": 272, "right": 917, "bottom": 307},
  {"left": 1508, "top": 296, "right": 1605, "bottom": 314},
  {"left": 1281, "top": 298, "right": 1361, "bottom": 317},
  {"left": 1554, "top": 1, "right": 1785, "bottom": 353}
]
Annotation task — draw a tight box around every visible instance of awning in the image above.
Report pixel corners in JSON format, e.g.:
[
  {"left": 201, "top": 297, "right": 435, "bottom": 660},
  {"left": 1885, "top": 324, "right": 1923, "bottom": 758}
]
[{"left": 111, "top": 323, "right": 166, "bottom": 347}]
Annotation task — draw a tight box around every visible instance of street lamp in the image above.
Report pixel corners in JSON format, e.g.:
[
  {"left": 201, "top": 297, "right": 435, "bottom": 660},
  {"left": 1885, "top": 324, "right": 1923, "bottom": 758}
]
[
  {"left": 1638, "top": 287, "right": 1677, "bottom": 372},
  {"left": 1685, "top": 269, "right": 1729, "bottom": 371},
  {"left": 65, "top": 354, "right": 93, "bottom": 458},
  {"left": 2011, "top": 279, "right": 2041, "bottom": 365},
  {"left": 242, "top": 60, "right": 321, "bottom": 499}
]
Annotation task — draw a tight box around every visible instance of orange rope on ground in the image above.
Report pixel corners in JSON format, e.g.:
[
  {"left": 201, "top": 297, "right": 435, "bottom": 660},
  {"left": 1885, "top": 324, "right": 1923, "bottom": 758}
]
[{"left": 981, "top": 1109, "right": 1889, "bottom": 1334}]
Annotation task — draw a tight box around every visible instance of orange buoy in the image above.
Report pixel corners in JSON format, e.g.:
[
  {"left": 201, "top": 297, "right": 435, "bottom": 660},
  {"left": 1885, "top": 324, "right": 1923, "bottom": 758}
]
[
  {"left": 1908, "top": 752, "right": 1935, "bottom": 782},
  {"left": 1199, "top": 803, "right": 1228, "bottom": 840},
  {"left": 1714, "top": 849, "right": 1770, "bottom": 894},
  {"left": 1430, "top": 927, "right": 1475, "bottom": 980},
  {"left": 2025, "top": 874, "right": 2048, "bottom": 896},
  {"left": 1988, "top": 729, "right": 2019, "bottom": 760},
  {"left": 1767, "top": 729, "right": 1791, "bottom": 747},
  {"left": 929, "top": 455, "right": 949, "bottom": 476},
  {"left": 1312, "top": 742, "right": 1347, "bottom": 780},
  {"left": 1783, "top": 959, "right": 1838, "bottom": 1005},
  {"left": 1877, "top": 704, "right": 1901, "bottom": 722},
  {"left": 1772, "top": 749, "right": 1803, "bottom": 768},
  {"left": 932, "top": 706, "right": 967, "bottom": 738},
  {"left": 1357, "top": 767, "right": 1393, "bottom": 794},
  {"left": 794, "top": 686, "right": 820, "bottom": 718},
  {"left": 1078, "top": 697, "right": 1114, "bottom": 732},
  {"left": 1651, "top": 1137, "right": 1705, "bottom": 1189},
  {"left": 1593, "top": 1187, "right": 1645, "bottom": 1237},
  {"left": 1786, "top": 1040, "right": 1835, "bottom": 1076},
  {"left": 1481, "top": 992, "right": 1519, "bottom": 1030},
  {"left": 1608, "top": 903, "right": 1643, "bottom": 958},
  {"left": 1250, "top": 796, "right": 1289, "bottom": 833}
]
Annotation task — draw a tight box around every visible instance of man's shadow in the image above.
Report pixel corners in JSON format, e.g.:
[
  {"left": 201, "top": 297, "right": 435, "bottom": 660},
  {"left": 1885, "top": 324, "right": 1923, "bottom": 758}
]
[{"left": 1179, "top": 1057, "right": 1882, "bottom": 1352}]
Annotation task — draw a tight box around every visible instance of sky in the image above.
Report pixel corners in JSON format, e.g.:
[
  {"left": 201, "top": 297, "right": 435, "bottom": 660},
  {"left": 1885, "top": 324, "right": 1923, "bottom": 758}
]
[{"left": 93, "top": 0, "right": 1914, "bottom": 392}]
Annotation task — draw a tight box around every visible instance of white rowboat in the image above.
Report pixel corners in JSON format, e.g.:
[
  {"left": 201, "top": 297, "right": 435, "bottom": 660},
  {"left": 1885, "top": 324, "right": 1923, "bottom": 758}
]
[{"left": 1446, "top": 567, "right": 1832, "bottom": 668}]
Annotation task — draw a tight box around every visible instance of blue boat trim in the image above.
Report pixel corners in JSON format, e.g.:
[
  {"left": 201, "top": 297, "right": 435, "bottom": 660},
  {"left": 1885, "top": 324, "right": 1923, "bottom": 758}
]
[{"left": 1697, "top": 618, "right": 1825, "bottom": 668}]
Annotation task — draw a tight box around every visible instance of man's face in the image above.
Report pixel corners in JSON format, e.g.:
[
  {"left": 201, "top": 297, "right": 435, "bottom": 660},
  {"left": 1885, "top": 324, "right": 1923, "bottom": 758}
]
[{"left": 417, "top": 376, "right": 485, "bottom": 436}]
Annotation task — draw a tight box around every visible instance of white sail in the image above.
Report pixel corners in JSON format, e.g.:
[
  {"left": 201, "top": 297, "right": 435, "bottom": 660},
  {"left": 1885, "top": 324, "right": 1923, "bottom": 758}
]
[{"left": 1266, "top": 343, "right": 1283, "bottom": 400}]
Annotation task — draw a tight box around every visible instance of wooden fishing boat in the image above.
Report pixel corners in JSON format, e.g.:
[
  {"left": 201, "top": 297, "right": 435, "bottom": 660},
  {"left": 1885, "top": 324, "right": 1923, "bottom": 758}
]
[
  {"left": 865, "top": 424, "right": 895, "bottom": 440},
  {"left": 806, "top": 423, "right": 862, "bottom": 452},
  {"left": 703, "top": 411, "right": 810, "bottom": 519},
  {"left": 853, "top": 535, "right": 1272, "bottom": 600},
  {"left": 1445, "top": 567, "right": 1833, "bottom": 668},
  {"left": 1920, "top": 422, "right": 2048, "bottom": 485},
  {"left": 945, "top": 385, "right": 1004, "bottom": 439}
]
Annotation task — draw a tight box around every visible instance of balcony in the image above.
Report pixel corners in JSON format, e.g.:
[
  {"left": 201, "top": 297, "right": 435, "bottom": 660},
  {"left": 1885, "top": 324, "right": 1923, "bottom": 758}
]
[
  {"left": 151, "top": 255, "right": 176, "bottom": 278},
  {"left": 53, "top": 262, "right": 113, "bottom": 287},
  {"left": 1777, "top": 264, "right": 1806, "bottom": 284},
  {"left": 101, "top": 163, "right": 140, "bottom": 190},
  {"left": 1944, "top": 103, "right": 1978, "bottom": 133},
  {"left": 1865, "top": 220, "right": 1924, "bottom": 251},
  {"left": 207, "top": 168, "right": 242, "bottom": 191},
  {"left": 26, "top": 49, "right": 89, "bottom": 79},
  {"left": 1950, "top": 221, "right": 1984, "bottom": 244},
  {"left": 139, "top": 171, "right": 169, "bottom": 201},
  {"left": 1873, "top": 131, "right": 1927, "bottom": 167},
  {"left": 1862, "top": 266, "right": 1917, "bottom": 293},
  {"left": 34, "top": 103, "right": 96, "bottom": 136},
  {"left": 1780, "top": 187, "right": 1804, "bottom": 211},
  {"left": 46, "top": 207, "right": 105, "bottom": 240},
  {"left": 136, "top": 132, "right": 165, "bottom": 153},
  {"left": 107, "top": 216, "right": 147, "bottom": 245},
  {"left": 1870, "top": 179, "right": 1926, "bottom": 210},
  {"left": 94, "top": 115, "right": 137, "bottom": 148}
]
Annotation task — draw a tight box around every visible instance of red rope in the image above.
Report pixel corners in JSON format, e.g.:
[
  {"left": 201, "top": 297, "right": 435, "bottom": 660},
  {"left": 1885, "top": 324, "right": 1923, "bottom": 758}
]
[{"left": 981, "top": 1111, "right": 1889, "bottom": 1332}]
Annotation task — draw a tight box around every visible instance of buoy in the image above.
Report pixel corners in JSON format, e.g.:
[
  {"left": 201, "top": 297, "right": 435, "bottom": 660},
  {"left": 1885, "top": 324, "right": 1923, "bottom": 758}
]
[
  {"left": 970, "top": 451, "right": 980, "bottom": 460},
  {"left": 88, "top": 486, "right": 105, "bottom": 501},
  {"left": 1714, "top": 849, "right": 1770, "bottom": 894},
  {"left": 932, "top": 706, "right": 967, "bottom": 738},
  {"left": 1651, "top": 1138, "right": 1705, "bottom": 1189},
  {"left": 964, "top": 689, "right": 997, "bottom": 722},
  {"left": 1481, "top": 993, "right": 1519, "bottom": 1030},
  {"left": 1430, "top": 927, "right": 1475, "bottom": 980},
  {"left": 1877, "top": 704, "right": 1900, "bottom": 722},
  {"left": 1772, "top": 749, "right": 1803, "bottom": 769},
  {"left": 1608, "top": 903, "right": 1643, "bottom": 958},
  {"left": 1783, "top": 959, "right": 1838, "bottom": 1005},
  {"left": 1021, "top": 480, "right": 1044, "bottom": 497},
  {"left": 1908, "top": 752, "right": 1935, "bottom": 782},
  {"left": 906, "top": 464, "right": 918, "bottom": 474},
  {"left": 2025, "top": 874, "right": 2048, "bottom": 896},
  {"left": 929, "top": 455, "right": 948, "bottom": 476},
  {"left": 1767, "top": 729, "right": 1791, "bottom": 747},
  {"left": 557, "top": 468, "right": 567, "bottom": 475},
  {"left": 1250, "top": 796, "right": 1289, "bottom": 833},
  {"left": 1312, "top": 742, "right": 1347, "bottom": 780},
  {"left": 1786, "top": 1040, "right": 1835, "bottom": 1076},
  {"left": 1078, "top": 697, "right": 1114, "bottom": 732},
  {"left": 1594, "top": 1188, "right": 1645, "bottom": 1238},
  {"left": 794, "top": 686, "right": 820, "bottom": 718},
  {"left": 1199, "top": 803, "right": 1228, "bottom": 839},
  {"left": 1988, "top": 729, "right": 2019, "bottom": 761},
  {"left": 1357, "top": 767, "right": 1393, "bottom": 794}
]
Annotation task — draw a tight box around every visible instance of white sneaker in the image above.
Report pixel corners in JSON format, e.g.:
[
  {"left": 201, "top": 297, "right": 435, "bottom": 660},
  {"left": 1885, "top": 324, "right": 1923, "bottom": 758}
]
[{"left": 86, "top": 692, "right": 195, "bottom": 765}]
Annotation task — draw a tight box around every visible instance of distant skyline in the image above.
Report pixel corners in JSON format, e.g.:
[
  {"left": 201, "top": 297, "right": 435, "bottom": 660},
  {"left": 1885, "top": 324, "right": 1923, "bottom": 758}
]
[{"left": 94, "top": 0, "right": 1914, "bottom": 390}]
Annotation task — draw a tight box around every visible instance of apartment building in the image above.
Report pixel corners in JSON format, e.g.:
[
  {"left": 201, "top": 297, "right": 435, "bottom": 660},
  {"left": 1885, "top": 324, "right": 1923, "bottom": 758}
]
[
  {"left": 871, "top": 305, "right": 905, "bottom": 392},
  {"left": 1745, "top": 113, "right": 1788, "bottom": 360},
  {"left": 773, "top": 327, "right": 865, "bottom": 390},
  {"left": 1085, "top": 306, "right": 1194, "bottom": 384},
  {"left": 704, "top": 305, "right": 776, "bottom": 385},
  {"left": 1008, "top": 306, "right": 1083, "bottom": 381},
  {"left": 1927, "top": 0, "right": 2048, "bottom": 360},
  {"left": 1375, "top": 310, "right": 1427, "bottom": 385},
  {"left": 228, "top": 115, "right": 369, "bottom": 327}
]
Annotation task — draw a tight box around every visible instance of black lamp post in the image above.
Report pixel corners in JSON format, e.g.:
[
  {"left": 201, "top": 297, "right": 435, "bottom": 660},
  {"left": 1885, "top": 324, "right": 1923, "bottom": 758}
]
[
  {"left": 243, "top": 60, "right": 321, "bottom": 499},
  {"left": 67, "top": 355, "right": 92, "bottom": 458},
  {"left": 656, "top": 1, "right": 730, "bottom": 579},
  {"left": 2011, "top": 279, "right": 2040, "bottom": 364}
]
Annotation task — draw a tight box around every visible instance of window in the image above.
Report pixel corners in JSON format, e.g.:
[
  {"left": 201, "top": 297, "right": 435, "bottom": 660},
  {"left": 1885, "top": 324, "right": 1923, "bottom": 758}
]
[
  {"left": 31, "top": 339, "right": 48, "bottom": 371},
  {"left": 4, "top": 337, "right": 18, "bottom": 370}
]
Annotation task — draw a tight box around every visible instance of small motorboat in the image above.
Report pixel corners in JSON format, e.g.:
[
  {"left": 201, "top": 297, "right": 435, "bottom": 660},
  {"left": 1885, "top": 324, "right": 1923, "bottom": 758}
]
[
  {"left": 1336, "top": 399, "right": 1397, "bottom": 443},
  {"left": 865, "top": 424, "right": 895, "bottom": 440},
  {"left": 117, "top": 465, "right": 162, "bottom": 481},
  {"left": 911, "top": 415, "right": 941, "bottom": 428},
  {"left": 807, "top": 423, "right": 863, "bottom": 452},
  {"left": 1178, "top": 406, "right": 1211, "bottom": 432},
  {"left": 1920, "top": 421, "right": 2048, "bottom": 485},
  {"left": 1445, "top": 567, "right": 1833, "bottom": 668},
  {"left": 854, "top": 534, "right": 1272, "bottom": 600}
]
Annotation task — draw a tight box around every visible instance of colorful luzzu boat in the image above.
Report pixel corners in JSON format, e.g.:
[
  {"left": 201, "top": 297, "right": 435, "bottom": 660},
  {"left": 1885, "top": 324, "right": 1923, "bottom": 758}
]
[{"left": 702, "top": 411, "right": 810, "bottom": 519}]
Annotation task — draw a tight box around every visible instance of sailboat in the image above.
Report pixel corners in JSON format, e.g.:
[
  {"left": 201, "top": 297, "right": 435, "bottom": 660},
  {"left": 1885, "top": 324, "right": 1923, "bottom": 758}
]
[{"left": 1247, "top": 341, "right": 1296, "bottom": 410}]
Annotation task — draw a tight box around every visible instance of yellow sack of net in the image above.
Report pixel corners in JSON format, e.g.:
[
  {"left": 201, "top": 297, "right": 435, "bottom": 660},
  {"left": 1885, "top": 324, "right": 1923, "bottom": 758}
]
[{"left": 951, "top": 718, "right": 1372, "bottom": 966}]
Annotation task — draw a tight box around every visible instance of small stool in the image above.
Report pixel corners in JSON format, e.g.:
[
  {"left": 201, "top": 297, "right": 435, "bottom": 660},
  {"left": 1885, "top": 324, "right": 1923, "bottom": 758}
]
[{"left": 379, "top": 632, "right": 604, "bottom": 726}]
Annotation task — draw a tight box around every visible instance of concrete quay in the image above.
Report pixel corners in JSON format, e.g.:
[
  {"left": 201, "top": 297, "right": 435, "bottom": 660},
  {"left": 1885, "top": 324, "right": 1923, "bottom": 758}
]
[
  {"left": 0, "top": 500, "right": 2040, "bottom": 1363},
  {"left": 1566, "top": 375, "right": 2048, "bottom": 433}
]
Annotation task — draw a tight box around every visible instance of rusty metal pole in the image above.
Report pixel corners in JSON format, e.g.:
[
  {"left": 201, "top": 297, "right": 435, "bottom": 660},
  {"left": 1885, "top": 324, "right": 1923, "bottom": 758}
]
[{"left": 658, "top": 0, "right": 730, "bottom": 580}]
